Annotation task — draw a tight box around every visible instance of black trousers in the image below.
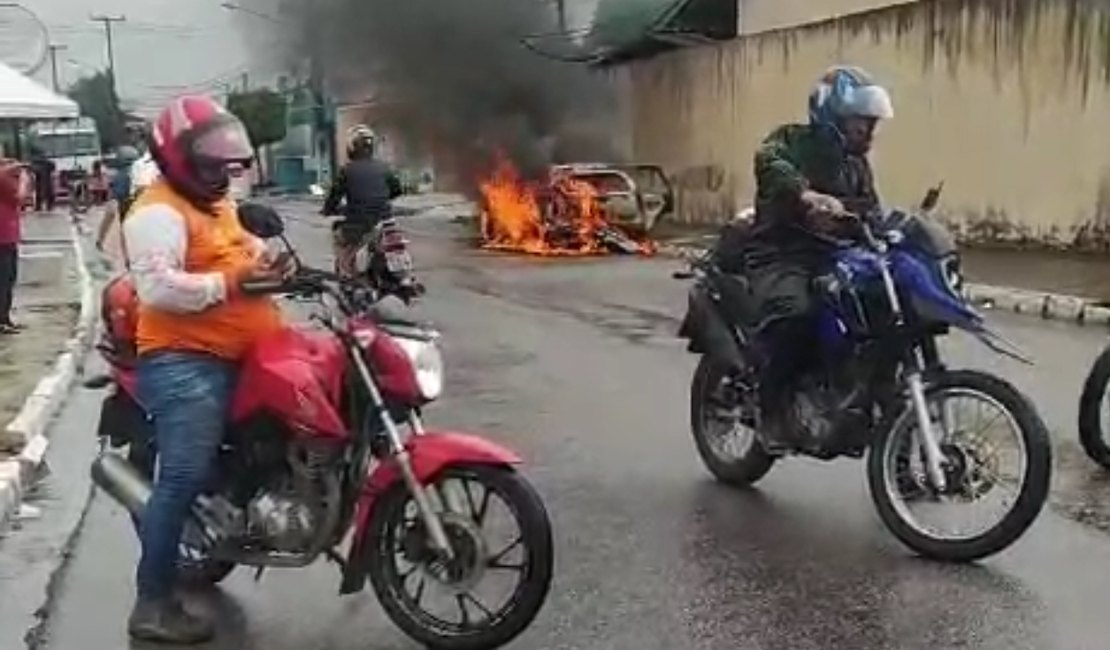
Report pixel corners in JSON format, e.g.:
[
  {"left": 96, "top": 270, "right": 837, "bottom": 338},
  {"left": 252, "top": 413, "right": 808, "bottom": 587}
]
[
  {"left": 35, "top": 178, "right": 54, "bottom": 211},
  {"left": 0, "top": 244, "right": 17, "bottom": 324}
]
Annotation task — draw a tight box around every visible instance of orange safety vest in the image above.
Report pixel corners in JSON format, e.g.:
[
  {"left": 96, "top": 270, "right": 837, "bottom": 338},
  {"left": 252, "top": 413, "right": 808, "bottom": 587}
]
[{"left": 132, "top": 180, "right": 282, "bottom": 359}]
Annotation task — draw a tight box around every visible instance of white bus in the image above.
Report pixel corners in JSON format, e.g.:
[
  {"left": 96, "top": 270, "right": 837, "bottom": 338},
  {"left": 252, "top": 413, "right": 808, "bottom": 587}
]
[{"left": 29, "top": 117, "right": 103, "bottom": 202}]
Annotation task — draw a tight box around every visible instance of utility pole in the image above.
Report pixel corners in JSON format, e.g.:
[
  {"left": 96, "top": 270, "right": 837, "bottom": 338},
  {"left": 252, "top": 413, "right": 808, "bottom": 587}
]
[
  {"left": 47, "top": 44, "right": 67, "bottom": 92},
  {"left": 241, "top": 71, "right": 249, "bottom": 92},
  {"left": 555, "top": 0, "right": 567, "bottom": 32},
  {"left": 89, "top": 14, "right": 125, "bottom": 93}
]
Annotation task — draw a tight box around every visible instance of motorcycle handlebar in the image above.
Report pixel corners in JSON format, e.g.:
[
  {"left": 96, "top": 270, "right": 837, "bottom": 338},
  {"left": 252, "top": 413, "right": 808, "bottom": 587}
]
[
  {"left": 240, "top": 267, "right": 338, "bottom": 298},
  {"left": 241, "top": 266, "right": 375, "bottom": 318},
  {"left": 837, "top": 212, "right": 883, "bottom": 250}
]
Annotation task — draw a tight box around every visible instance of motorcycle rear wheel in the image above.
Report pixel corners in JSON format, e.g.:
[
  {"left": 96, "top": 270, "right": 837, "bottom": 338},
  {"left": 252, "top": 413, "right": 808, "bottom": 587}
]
[
  {"left": 1077, "top": 345, "right": 1110, "bottom": 468},
  {"left": 868, "top": 370, "right": 1051, "bottom": 562},
  {"left": 690, "top": 356, "right": 775, "bottom": 486},
  {"left": 367, "top": 464, "right": 553, "bottom": 650}
]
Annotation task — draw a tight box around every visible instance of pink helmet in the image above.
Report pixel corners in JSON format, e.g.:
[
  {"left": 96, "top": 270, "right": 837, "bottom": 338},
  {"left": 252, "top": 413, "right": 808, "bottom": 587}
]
[{"left": 150, "top": 95, "right": 253, "bottom": 207}]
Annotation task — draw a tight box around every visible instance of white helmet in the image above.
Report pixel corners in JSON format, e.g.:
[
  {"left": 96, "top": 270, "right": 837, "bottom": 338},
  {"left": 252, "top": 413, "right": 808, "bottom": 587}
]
[{"left": 809, "top": 65, "right": 894, "bottom": 128}]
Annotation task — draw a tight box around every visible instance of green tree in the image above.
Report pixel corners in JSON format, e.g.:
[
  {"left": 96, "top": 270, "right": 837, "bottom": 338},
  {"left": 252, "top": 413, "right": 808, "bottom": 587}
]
[
  {"left": 67, "top": 71, "right": 125, "bottom": 150},
  {"left": 226, "top": 88, "right": 287, "bottom": 181}
]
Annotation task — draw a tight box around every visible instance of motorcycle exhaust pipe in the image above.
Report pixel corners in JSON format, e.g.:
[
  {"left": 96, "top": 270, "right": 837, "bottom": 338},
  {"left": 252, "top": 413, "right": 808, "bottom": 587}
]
[{"left": 90, "top": 453, "right": 151, "bottom": 516}]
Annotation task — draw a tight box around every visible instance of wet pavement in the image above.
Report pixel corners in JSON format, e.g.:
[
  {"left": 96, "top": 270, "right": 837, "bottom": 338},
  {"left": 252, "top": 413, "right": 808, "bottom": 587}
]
[{"left": 16, "top": 207, "right": 1110, "bottom": 649}]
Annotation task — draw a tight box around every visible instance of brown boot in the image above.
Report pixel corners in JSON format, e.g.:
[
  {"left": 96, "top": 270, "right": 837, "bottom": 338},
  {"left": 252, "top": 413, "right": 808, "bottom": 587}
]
[{"left": 127, "top": 597, "right": 214, "bottom": 645}]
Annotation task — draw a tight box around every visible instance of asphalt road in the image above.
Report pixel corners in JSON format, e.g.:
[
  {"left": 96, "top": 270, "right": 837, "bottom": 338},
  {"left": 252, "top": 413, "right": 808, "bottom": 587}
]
[{"left": 21, "top": 207, "right": 1110, "bottom": 650}]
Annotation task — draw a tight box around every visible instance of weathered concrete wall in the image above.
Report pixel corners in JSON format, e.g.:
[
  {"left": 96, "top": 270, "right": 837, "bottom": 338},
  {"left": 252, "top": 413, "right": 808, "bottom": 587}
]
[
  {"left": 627, "top": 0, "right": 1110, "bottom": 249},
  {"left": 739, "top": 0, "right": 919, "bottom": 34}
]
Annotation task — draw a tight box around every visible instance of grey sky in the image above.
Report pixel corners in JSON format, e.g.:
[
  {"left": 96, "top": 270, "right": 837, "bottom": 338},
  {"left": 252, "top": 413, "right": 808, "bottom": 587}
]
[
  {"left": 19, "top": 0, "right": 262, "bottom": 116},
  {"left": 11, "top": 0, "right": 603, "bottom": 117}
]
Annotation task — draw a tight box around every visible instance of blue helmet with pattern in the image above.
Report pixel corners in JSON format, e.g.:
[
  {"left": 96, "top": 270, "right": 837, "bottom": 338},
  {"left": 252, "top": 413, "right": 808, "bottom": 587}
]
[{"left": 808, "top": 65, "right": 894, "bottom": 133}]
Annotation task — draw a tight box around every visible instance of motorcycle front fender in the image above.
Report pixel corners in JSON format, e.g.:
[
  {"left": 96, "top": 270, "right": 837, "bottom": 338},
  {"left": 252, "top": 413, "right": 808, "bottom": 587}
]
[
  {"left": 344, "top": 430, "right": 522, "bottom": 584},
  {"left": 348, "top": 430, "right": 517, "bottom": 536}
]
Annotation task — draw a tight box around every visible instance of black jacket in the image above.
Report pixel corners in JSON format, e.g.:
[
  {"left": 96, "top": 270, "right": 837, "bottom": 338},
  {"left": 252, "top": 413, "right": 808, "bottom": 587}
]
[{"left": 324, "top": 157, "right": 402, "bottom": 223}]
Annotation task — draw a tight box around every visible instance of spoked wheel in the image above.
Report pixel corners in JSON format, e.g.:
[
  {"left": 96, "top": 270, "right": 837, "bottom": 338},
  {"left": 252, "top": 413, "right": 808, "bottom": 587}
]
[
  {"left": 690, "top": 356, "right": 775, "bottom": 486},
  {"left": 1078, "top": 346, "right": 1110, "bottom": 468},
  {"left": 868, "top": 370, "right": 1051, "bottom": 562},
  {"left": 368, "top": 464, "right": 553, "bottom": 650}
]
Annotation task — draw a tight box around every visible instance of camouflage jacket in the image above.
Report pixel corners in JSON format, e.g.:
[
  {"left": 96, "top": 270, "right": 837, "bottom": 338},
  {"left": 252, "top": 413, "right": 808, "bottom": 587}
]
[{"left": 752, "top": 123, "right": 880, "bottom": 239}]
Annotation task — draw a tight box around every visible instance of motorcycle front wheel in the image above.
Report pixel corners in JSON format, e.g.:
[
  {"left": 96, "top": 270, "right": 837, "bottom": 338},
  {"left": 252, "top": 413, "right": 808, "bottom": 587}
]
[
  {"left": 367, "top": 464, "right": 553, "bottom": 650},
  {"left": 868, "top": 370, "right": 1051, "bottom": 563},
  {"left": 1077, "top": 345, "right": 1110, "bottom": 468}
]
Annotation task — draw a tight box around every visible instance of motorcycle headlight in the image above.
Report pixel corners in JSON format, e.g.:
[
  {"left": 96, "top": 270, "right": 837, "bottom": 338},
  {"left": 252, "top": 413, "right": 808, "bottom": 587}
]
[
  {"left": 940, "top": 256, "right": 963, "bottom": 295},
  {"left": 395, "top": 337, "right": 444, "bottom": 401}
]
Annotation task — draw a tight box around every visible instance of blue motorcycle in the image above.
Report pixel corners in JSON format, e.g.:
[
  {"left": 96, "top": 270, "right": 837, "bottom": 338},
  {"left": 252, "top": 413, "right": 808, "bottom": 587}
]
[{"left": 675, "top": 188, "right": 1051, "bottom": 562}]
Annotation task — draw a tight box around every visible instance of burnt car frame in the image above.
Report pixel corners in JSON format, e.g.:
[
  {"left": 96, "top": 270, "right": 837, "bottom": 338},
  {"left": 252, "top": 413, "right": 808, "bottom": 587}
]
[{"left": 548, "top": 162, "right": 674, "bottom": 234}]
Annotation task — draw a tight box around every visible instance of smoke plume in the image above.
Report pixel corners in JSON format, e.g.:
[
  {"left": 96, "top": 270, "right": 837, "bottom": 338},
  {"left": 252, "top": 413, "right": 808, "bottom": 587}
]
[{"left": 250, "top": 0, "right": 621, "bottom": 182}]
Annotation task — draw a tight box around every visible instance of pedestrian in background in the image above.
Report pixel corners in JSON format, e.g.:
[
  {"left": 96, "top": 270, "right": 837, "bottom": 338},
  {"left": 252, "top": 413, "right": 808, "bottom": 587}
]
[
  {"left": 96, "top": 146, "right": 142, "bottom": 269},
  {"left": 0, "top": 158, "right": 26, "bottom": 333},
  {"left": 30, "top": 147, "right": 55, "bottom": 213}
]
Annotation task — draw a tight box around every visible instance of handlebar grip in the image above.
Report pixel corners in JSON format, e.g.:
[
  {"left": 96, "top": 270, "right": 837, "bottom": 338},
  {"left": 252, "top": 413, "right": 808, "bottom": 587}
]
[{"left": 239, "top": 280, "right": 287, "bottom": 295}]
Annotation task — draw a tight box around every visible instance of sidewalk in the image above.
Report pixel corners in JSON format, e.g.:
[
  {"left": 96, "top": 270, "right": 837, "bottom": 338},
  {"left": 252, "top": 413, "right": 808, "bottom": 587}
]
[
  {"left": 0, "top": 213, "right": 81, "bottom": 430},
  {"left": 0, "top": 209, "right": 98, "bottom": 537},
  {"left": 960, "top": 248, "right": 1110, "bottom": 304}
]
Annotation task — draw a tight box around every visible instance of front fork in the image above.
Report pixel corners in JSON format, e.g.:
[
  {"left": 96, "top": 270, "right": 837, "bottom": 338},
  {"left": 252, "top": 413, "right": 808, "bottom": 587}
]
[
  {"left": 875, "top": 256, "right": 949, "bottom": 492},
  {"left": 349, "top": 349, "right": 456, "bottom": 560},
  {"left": 905, "top": 364, "right": 948, "bottom": 492}
]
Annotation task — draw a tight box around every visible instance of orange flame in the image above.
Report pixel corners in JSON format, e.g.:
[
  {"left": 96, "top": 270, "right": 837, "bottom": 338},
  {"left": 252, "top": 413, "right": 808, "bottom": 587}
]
[{"left": 478, "top": 155, "right": 655, "bottom": 256}]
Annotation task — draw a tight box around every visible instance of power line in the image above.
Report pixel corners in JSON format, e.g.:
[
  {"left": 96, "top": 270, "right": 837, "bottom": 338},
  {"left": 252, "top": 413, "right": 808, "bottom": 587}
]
[
  {"left": 220, "top": 2, "right": 283, "bottom": 24},
  {"left": 52, "top": 21, "right": 199, "bottom": 36},
  {"left": 143, "top": 64, "right": 253, "bottom": 93}
]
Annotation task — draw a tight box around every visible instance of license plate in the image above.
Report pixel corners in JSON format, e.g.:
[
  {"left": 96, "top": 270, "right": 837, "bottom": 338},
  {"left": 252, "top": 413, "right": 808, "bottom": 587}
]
[{"left": 385, "top": 250, "right": 413, "bottom": 273}]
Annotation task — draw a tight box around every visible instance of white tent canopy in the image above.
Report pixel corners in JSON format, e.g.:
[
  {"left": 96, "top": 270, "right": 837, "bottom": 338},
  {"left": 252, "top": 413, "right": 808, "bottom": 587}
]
[{"left": 0, "top": 62, "right": 78, "bottom": 120}]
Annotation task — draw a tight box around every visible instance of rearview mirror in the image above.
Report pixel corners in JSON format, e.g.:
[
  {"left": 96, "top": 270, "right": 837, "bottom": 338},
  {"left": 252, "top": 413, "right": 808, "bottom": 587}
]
[
  {"left": 920, "top": 181, "right": 944, "bottom": 213},
  {"left": 237, "top": 202, "right": 286, "bottom": 239}
]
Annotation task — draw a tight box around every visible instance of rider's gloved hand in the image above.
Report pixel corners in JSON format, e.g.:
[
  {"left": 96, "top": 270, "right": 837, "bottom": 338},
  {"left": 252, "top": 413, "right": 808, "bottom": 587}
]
[{"left": 801, "top": 190, "right": 849, "bottom": 233}]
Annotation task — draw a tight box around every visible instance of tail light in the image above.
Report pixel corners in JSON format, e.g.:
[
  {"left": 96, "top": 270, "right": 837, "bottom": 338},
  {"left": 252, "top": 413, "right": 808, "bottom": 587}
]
[{"left": 380, "top": 228, "right": 408, "bottom": 252}]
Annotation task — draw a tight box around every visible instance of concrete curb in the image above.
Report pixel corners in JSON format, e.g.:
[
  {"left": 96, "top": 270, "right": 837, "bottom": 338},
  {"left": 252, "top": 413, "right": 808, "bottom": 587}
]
[
  {"left": 0, "top": 224, "right": 98, "bottom": 533},
  {"left": 657, "top": 242, "right": 1110, "bottom": 328}
]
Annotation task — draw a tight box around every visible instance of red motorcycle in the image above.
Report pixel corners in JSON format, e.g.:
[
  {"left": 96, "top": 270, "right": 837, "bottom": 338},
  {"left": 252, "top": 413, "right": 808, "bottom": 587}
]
[{"left": 87, "top": 204, "right": 554, "bottom": 649}]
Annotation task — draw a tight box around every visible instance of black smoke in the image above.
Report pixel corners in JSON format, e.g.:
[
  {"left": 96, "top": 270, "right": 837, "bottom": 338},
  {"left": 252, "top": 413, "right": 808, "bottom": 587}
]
[{"left": 249, "top": 0, "right": 621, "bottom": 182}]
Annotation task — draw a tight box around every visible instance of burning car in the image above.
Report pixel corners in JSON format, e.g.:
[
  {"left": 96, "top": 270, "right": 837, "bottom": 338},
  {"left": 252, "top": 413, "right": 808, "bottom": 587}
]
[
  {"left": 478, "top": 158, "right": 671, "bottom": 256},
  {"left": 550, "top": 163, "right": 674, "bottom": 234}
]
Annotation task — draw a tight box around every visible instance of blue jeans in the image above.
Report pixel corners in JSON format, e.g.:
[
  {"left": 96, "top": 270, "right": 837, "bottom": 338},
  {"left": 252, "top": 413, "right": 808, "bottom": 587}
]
[{"left": 136, "top": 351, "right": 237, "bottom": 600}]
